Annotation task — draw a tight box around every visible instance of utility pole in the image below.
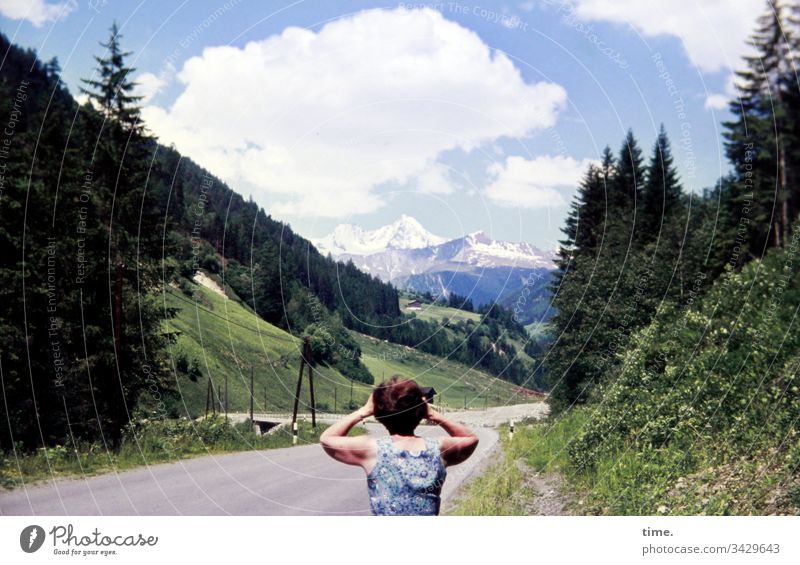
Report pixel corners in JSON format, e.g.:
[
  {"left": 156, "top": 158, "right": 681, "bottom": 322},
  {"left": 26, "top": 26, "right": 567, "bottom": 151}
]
[
  {"left": 249, "top": 366, "right": 254, "bottom": 423},
  {"left": 307, "top": 346, "right": 316, "bottom": 428},
  {"left": 292, "top": 337, "right": 318, "bottom": 432},
  {"left": 292, "top": 346, "right": 303, "bottom": 431},
  {"left": 211, "top": 379, "right": 217, "bottom": 415},
  {"left": 205, "top": 378, "right": 211, "bottom": 418},
  {"left": 224, "top": 372, "right": 228, "bottom": 424}
]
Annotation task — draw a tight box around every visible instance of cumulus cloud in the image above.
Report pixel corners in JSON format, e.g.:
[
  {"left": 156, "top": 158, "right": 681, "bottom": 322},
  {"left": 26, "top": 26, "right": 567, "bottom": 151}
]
[
  {"left": 704, "top": 94, "right": 729, "bottom": 111},
  {"left": 142, "top": 7, "right": 567, "bottom": 218},
  {"left": 485, "top": 154, "right": 595, "bottom": 209},
  {"left": 568, "top": 0, "right": 763, "bottom": 73},
  {"left": 414, "top": 163, "right": 455, "bottom": 195},
  {"left": 134, "top": 66, "right": 174, "bottom": 104},
  {"left": 0, "top": 0, "right": 76, "bottom": 27},
  {"left": 705, "top": 74, "right": 741, "bottom": 111}
]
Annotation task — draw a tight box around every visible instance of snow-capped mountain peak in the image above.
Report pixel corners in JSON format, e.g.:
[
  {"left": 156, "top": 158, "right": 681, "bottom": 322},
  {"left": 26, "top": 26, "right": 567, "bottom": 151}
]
[
  {"left": 465, "top": 230, "right": 492, "bottom": 245},
  {"left": 312, "top": 217, "right": 555, "bottom": 322},
  {"left": 452, "top": 232, "right": 553, "bottom": 268},
  {"left": 314, "top": 214, "right": 447, "bottom": 256},
  {"left": 314, "top": 215, "right": 555, "bottom": 279}
]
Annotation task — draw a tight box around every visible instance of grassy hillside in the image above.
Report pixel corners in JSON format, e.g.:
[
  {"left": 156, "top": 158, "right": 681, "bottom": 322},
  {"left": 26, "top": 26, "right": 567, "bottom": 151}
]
[
  {"left": 524, "top": 321, "right": 548, "bottom": 338},
  {"left": 401, "top": 295, "right": 540, "bottom": 371},
  {"left": 400, "top": 297, "right": 481, "bottom": 323},
  {"left": 162, "top": 278, "right": 373, "bottom": 417},
  {"left": 160, "top": 275, "right": 541, "bottom": 419},
  {"left": 353, "top": 333, "right": 540, "bottom": 408}
]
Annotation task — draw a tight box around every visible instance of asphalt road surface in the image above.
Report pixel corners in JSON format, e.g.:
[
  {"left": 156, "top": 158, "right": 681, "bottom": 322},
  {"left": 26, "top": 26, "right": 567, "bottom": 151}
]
[{"left": 0, "top": 424, "right": 500, "bottom": 516}]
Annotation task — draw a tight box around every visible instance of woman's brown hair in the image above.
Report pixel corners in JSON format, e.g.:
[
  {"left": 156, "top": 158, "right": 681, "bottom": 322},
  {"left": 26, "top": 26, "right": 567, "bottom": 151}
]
[{"left": 372, "top": 375, "right": 427, "bottom": 435}]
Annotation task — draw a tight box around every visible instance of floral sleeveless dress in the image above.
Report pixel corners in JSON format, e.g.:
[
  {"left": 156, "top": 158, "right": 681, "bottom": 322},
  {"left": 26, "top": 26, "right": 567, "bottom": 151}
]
[{"left": 366, "top": 436, "right": 447, "bottom": 516}]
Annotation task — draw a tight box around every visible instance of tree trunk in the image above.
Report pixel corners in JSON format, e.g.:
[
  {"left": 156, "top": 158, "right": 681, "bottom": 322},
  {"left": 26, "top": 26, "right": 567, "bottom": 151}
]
[
  {"left": 780, "top": 138, "right": 790, "bottom": 246},
  {"left": 114, "top": 254, "right": 124, "bottom": 446}
]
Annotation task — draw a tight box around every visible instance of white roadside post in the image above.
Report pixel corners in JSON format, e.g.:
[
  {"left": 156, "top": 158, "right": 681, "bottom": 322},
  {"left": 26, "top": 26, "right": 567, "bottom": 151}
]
[
  {"left": 509, "top": 419, "right": 515, "bottom": 440},
  {"left": 292, "top": 421, "right": 298, "bottom": 445}
]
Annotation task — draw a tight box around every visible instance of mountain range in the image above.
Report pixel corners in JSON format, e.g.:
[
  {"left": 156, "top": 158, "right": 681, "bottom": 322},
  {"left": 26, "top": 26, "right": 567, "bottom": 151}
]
[{"left": 313, "top": 216, "right": 556, "bottom": 325}]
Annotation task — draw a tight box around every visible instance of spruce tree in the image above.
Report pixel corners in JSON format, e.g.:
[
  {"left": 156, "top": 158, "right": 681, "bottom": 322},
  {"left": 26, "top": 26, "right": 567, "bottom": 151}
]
[
  {"left": 639, "top": 126, "right": 689, "bottom": 313},
  {"left": 613, "top": 129, "right": 644, "bottom": 225},
  {"left": 80, "top": 22, "right": 143, "bottom": 133},
  {"left": 641, "top": 125, "right": 681, "bottom": 243},
  {"left": 79, "top": 24, "right": 168, "bottom": 445},
  {"left": 546, "top": 149, "right": 617, "bottom": 411},
  {"left": 723, "top": 0, "right": 797, "bottom": 251}
]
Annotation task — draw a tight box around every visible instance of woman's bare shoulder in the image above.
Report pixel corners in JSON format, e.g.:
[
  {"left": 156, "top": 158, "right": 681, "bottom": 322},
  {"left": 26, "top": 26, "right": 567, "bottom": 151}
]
[{"left": 348, "top": 434, "right": 378, "bottom": 450}]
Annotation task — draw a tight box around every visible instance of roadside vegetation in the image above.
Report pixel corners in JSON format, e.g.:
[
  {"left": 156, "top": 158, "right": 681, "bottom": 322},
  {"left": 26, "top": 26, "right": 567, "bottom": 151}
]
[
  {"left": 447, "top": 427, "right": 533, "bottom": 515},
  {"left": 482, "top": 403, "right": 799, "bottom": 515},
  {"left": 0, "top": 417, "right": 361, "bottom": 490}
]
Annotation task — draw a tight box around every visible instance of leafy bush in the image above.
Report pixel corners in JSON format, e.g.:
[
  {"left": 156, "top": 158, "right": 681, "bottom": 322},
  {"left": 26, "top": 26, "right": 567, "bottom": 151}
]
[{"left": 551, "top": 244, "right": 800, "bottom": 514}]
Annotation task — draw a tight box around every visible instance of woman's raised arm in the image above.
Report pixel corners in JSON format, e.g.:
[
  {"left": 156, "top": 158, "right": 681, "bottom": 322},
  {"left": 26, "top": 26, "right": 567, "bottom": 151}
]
[
  {"left": 426, "top": 404, "right": 479, "bottom": 467},
  {"left": 319, "top": 394, "right": 376, "bottom": 470}
]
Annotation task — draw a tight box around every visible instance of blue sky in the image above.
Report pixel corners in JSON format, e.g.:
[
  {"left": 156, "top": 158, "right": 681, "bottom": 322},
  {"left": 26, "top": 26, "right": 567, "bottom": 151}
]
[{"left": 1, "top": 0, "right": 766, "bottom": 249}]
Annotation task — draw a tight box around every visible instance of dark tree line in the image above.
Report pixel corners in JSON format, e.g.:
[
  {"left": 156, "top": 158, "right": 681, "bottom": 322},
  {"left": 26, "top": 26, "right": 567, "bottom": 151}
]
[{"left": 0, "top": 26, "right": 170, "bottom": 449}]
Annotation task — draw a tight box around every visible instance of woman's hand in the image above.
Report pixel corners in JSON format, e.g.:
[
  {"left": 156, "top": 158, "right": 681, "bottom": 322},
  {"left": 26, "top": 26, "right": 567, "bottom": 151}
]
[
  {"left": 360, "top": 392, "right": 375, "bottom": 418},
  {"left": 425, "top": 398, "right": 439, "bottom": 422}
]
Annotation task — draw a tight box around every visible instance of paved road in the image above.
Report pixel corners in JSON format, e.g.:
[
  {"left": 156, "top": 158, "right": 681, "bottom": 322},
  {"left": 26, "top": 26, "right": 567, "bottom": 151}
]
[{"left": 0, "top": 424, "right": 499, "bottom": 516}]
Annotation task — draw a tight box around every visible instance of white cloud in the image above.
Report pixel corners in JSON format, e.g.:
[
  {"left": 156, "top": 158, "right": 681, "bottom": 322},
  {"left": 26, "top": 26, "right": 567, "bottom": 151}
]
[
  {"left": 569, "top": 0, "right": 763, "bottom": 73},
  {"left": 704, "top": 73, "right": 741, "bottom": 111},
  {"left": 0, "top": 0, "right": 76, "bottom": 27},
  {"left": 704, "top": 94, "right": 729, "bottom": 111},
  {"left": 134, "top": 66, "right": 173, "bottom": 104},
  {"left": 414, "top": 163, "right": 454, "bottom": 195},
  {"left": 485, "top": 154, "right": 594, "bottom": 209},
  {"left": 142, "top": 7, "right": 567, "bottom": 218}
]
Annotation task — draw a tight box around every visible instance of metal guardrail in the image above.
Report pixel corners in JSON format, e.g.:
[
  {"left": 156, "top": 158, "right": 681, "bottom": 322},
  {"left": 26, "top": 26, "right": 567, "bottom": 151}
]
[
  {"left": 250, "top": 404, "right": 453, "bottom": 422},
  {"left": 250, "top": 412, "right": 349, "bottom": 422}
]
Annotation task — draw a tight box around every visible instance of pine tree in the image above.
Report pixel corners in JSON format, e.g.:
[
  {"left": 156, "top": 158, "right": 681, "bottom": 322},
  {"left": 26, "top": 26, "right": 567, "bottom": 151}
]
[
  {"left": 80, "top": 22, "right": 144, "bottom": 133},
  {"left": 79, "top": 24, "right": 168, "bottom": 445},
  {"left": 641, "top": 125, "right": 681, "bottom": 243},
  {"left": 638, "top": 126, "right": 690, "bottom": 312},
  {"left": 613, "top": 129, "right": 644, "bottom": 223},
  {"left": 554, "top": 146, "right": 614, "bottom": 275},
  {"left": 546, "top": 149, "right": 616, "bottom": 411},
  {"left": 546, "top": 132, "right": 656, "bottom": 412},
  {"left": 724, "top": 0, "right": 798, "bottom": 251}
]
